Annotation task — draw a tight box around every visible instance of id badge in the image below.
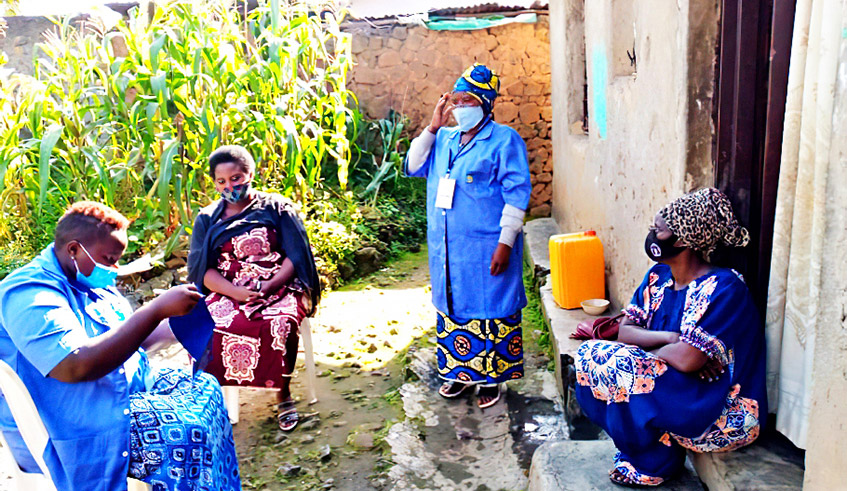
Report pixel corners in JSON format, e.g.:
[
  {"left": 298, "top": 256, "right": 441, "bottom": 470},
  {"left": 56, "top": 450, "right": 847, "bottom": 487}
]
[{"left": 435, "top": 177, "right": 456, "bottom": 209}]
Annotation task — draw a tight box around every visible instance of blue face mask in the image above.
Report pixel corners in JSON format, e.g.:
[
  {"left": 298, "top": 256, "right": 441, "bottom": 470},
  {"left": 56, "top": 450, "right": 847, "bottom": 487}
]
[
  {"left": 453, "top": 105, "right": 485, "bottom": 132},
  {"left": 220, "top": 182, "right": 250, "bottom": 204},
  {"left": 74, "top": 243, "right": 118, "bottom": 289}
]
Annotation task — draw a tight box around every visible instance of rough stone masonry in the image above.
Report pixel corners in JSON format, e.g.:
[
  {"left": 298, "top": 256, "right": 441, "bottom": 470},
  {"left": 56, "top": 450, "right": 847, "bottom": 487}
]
[{"left": 344, "top": 16, "right": 554, "bottom": 217}]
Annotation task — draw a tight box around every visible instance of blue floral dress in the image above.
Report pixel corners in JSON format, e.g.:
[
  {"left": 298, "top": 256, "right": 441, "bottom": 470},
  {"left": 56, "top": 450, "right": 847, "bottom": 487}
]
[{"left": 575, "top": 264, "right": 768, "bottom": 485}]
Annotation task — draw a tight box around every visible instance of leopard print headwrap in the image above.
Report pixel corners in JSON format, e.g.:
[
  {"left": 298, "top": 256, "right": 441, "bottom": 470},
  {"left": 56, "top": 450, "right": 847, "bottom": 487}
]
[{"left": 659, "top": 188, "right": 750, "bottom": 262}]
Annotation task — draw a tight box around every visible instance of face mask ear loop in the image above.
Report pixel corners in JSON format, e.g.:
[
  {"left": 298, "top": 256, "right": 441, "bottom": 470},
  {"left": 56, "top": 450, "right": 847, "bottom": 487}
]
[{"left": 78, "top": 242, "right": 96, "bottom": 263}]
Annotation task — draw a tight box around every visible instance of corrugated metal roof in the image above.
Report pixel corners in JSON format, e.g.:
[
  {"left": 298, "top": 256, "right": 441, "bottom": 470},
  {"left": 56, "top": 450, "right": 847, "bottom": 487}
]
[{"left": 344, "top": 0, "right": 548, "bottom": 21}]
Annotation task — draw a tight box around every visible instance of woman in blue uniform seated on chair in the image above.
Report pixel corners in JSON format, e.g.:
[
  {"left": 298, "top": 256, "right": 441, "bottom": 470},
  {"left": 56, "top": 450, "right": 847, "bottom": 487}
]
[
  {"left": 575, "top": 188, "right": 768, "bottom": 487},
  {"left": 187, "top": 145, "right": 320, "bottom": 432},
  {"left": 0, "top": 201, "right": 240, "bottom": 491},
  {"left": 405, "top": 64, "right": 532, "bottom": 409}
]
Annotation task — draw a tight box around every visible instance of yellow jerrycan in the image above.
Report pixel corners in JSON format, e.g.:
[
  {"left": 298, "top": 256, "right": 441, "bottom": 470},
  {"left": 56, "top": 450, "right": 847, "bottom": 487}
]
[{"left": 548, "top": 231, "right": 605, "bottom": 309}]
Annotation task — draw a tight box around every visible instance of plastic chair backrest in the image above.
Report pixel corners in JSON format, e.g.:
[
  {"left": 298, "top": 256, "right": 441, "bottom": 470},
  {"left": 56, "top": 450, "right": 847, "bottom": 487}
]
[
  {"left": 0, "top": 360, "right": 53, "bottom": 482},
  {"left": 0, "top": 361, "right": 151, "bottom": 490}
]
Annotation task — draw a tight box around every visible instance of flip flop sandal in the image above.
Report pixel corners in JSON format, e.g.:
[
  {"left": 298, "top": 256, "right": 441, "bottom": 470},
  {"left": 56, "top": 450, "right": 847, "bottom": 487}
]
[
  {"left": 477, "top": 385, "right": 501, "bottom": 409},
  {"left": 609, "top": 470, "right": 650, "bottom": 488},
  {"left": 608, "top": 461, "right": 664, "bottom": 488},
  {"left": 438, "top": 381, "right": 472, "bottom": 399},
  {"left": 277, "top": 400, "right": 299, "bottom": 432}
]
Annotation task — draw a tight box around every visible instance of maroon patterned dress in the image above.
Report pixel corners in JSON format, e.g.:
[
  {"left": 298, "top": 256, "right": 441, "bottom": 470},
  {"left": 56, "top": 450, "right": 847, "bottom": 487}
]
[{"left": 204, "top": 226, "right": 307, "bottom": 389}]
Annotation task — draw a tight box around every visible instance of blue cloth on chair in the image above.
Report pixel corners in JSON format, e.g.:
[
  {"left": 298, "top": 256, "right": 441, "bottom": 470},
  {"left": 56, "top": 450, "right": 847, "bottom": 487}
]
[{"left": 129, "top": 368, "right": 239, "bottom": 491}]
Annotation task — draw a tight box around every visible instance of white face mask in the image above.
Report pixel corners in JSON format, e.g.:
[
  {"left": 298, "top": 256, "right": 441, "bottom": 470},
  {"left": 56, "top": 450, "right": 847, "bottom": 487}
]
[{"left": 453, "top": 105, "right": 484, "bottom": 132}]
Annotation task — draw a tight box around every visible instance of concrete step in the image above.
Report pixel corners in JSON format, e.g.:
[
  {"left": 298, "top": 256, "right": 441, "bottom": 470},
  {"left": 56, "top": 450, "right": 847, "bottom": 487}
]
[
  {"left": 528, "top": 440, "right": 704, "bottom": 490},
  {"left": 687, "top": 427, "right": 804, "bottom": 491},
  {"left": 523, "top": 217, "right": 595, "bottom": 393},
  {"left": 524, "top": 217, "right": 559, "bottom": 277},
  {"left": 523, "top": 219, "right": 608, "bottom": 429}
]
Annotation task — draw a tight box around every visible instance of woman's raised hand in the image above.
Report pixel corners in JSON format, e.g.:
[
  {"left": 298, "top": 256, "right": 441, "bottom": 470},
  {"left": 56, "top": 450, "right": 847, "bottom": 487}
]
[
  {"left": 429, "top": 93, "right": 454, "bottom": 132},
  {"left": 150, "top": 284, "right": 203, "bottom": 318}
]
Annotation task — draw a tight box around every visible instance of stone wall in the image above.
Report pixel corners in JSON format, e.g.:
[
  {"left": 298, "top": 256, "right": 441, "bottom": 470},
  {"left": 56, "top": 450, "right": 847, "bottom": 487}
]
[
  {"left": 0, "top": 16, "right": 56, "bottom": 75},
  {"left": 548, "top": 0, "right": 717, "bottom": 306},
  {"left": 345, "top": 17, "right": 554, "bottom": 216}
]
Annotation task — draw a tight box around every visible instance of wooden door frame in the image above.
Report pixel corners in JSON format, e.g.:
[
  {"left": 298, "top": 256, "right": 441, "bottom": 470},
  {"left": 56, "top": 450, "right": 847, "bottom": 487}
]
[{"left": 714, "top": 0, "right": 796, "bottom": 314}]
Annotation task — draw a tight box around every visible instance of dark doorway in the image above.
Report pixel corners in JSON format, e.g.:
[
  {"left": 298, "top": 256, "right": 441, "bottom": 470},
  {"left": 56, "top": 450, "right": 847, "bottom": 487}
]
[{"left": 713, "top": 0, "right": 797, "bottom": 314}]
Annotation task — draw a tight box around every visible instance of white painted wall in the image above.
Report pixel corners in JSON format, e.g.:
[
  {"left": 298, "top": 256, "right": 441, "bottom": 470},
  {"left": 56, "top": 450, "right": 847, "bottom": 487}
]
[{"left": 549, "top": 0, "right": 714, "bottom": 307}]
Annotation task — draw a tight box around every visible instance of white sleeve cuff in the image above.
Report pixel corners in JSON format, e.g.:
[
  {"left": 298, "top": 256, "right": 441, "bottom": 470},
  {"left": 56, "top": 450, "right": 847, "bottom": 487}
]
[
  {"left": 498, "top": 204, "right": 526, "bottom": 247},
  {"left": 406, "top": 127, "right": 437, "bottom": 174}
]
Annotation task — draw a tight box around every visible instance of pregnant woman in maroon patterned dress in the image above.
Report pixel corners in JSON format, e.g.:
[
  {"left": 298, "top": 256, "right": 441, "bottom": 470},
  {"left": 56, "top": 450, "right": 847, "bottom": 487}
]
[{"left": 188, "top": 145, "right": 320, "bottom": 431}]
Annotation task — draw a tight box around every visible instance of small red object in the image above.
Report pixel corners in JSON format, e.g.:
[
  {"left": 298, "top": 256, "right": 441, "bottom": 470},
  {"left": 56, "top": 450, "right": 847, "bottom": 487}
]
[{"left": 585, "top": 230, "right": 597, "bottom": 236}]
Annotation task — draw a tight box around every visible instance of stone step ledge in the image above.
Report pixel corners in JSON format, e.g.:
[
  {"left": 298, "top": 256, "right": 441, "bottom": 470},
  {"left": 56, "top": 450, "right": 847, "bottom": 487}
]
[{"left": 528, "top": 440, "right": 704, "bottom": 490}]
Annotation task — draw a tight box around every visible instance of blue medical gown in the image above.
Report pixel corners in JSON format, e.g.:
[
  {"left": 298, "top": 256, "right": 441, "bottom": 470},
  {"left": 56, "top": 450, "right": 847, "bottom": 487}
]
[{"left": 406, "top": 120, "right": 532, "bottom": 319}]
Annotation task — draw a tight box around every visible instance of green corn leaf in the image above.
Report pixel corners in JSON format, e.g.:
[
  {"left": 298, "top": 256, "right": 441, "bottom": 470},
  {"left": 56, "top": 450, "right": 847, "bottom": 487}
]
[
  {"left": 157, "top": 139, "right": 180, "bottom": 220},
  {"left": 37, "top": 124, "right": 63, "bottom": 211},
  {"left": 83, "top": 147, "right": 116, "bottom": 205},
  {"left": 145, "top": 102, "right": 159, "bottom": 141},
  {"left": 162, "top": 224, "right": 185, "bottom": 259},
  {"left": 271, "top": 0, "right": 280, "bottom": 32},
  {"left": 150, "top": 73, "right": 168, "bottom": 109},
  {"left": 150, "top": 34, "right": 167, "bottom": 72}
]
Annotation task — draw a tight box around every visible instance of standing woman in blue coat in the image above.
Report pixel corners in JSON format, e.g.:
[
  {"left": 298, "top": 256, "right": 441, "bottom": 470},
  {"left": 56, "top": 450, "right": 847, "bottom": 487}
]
[{"left": 405, "top": 64, "right": 532, "bottom": 408}]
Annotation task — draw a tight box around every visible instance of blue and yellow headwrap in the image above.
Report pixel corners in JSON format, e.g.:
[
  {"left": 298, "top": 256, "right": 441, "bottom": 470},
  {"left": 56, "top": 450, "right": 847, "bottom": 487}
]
[{"left": 453, "top": 64, "right": 500, "bottom": 115}]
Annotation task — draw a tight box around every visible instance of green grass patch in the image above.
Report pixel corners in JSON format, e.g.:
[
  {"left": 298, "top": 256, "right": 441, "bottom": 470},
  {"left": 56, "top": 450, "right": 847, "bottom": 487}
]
[{"left": 522, "top": 266, "right": 555, "bottom": 370}]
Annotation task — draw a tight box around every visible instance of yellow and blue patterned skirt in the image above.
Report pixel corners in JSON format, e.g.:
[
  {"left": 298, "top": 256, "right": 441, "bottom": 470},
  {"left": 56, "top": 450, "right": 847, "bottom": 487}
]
[{"left": 436, "top": 311, "right": 523, "bottom": 384}]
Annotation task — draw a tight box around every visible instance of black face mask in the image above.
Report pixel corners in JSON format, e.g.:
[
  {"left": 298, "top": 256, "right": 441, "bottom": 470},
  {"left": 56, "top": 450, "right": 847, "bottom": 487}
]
[{"left": 644, "top": 229, "right": 686, "bottom": 262}]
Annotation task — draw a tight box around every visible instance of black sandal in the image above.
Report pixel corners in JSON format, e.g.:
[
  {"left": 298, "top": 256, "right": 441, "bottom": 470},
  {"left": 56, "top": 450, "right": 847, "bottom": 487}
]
[
  {"left": 277, "top": 399, "right": 299, "bottom": 432},
  {"left": 477, "top": 385, "right": 501, "bottom": 409}
]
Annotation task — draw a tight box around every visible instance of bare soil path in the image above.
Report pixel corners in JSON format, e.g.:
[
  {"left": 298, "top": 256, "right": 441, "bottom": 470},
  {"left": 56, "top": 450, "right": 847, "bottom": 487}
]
[{"left": 232, "top": 248, "right": 566, "bottom": 491}]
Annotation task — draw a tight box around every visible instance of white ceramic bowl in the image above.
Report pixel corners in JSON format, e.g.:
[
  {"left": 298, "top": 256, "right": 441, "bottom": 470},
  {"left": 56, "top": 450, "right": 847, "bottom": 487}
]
[{"left": 581, "top": 298, "right": 610, "bottom": 316}]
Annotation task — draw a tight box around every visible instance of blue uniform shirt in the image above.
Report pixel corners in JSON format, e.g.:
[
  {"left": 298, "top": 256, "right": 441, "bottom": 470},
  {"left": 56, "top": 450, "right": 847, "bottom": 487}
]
[
  {"left": 406, "top": 120, "right": 532, "bottom": 319},
  {"left": 0, "top": 244, "right": 150, "bottom": 491}
]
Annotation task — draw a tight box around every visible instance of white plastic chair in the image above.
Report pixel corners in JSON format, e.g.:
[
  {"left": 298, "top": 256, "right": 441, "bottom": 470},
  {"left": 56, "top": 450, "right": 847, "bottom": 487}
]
[
  {"left": 0, "top": 359, "right": 150, "bottom": 491},
  {"left": 223, "top": 317, "right": 317, "bottom": 424}
]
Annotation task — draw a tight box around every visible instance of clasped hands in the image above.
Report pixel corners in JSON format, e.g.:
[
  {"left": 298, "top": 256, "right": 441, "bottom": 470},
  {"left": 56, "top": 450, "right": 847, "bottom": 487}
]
[{"left": 231, "top": 277, "right": 282, "bottom": 303}]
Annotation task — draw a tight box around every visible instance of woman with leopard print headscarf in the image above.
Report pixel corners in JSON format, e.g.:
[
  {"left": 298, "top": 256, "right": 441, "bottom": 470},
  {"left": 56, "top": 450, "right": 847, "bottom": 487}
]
[{"left": 574, "top": 188, "right": 767, "bottom": 487}]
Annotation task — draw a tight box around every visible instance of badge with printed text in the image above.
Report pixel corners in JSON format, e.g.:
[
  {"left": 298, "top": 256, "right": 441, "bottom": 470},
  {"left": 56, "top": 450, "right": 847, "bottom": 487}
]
[{"left": 435, "top": 177, "right": 456, "bottom": 209}]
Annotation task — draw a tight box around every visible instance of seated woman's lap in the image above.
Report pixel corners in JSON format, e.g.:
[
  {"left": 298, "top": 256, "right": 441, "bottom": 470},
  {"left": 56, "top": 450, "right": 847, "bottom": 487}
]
[
  {"left": 128, "top": 368, "right": 239, "bottom": 491},
  {"left": 574, "top": 340, "right": 732, "bottom": 476},
  {"left": 576, "top": 340, "right": 728, "bottom": 433}
]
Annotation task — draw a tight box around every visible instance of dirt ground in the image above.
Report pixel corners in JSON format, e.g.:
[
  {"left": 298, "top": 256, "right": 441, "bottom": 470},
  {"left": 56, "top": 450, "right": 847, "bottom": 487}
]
[
  {"left": 233, "top": 250, "right": 436, "bottom": 490},
  {"left": 233, "top": 248, "right": 565, "bottom": 491}
]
